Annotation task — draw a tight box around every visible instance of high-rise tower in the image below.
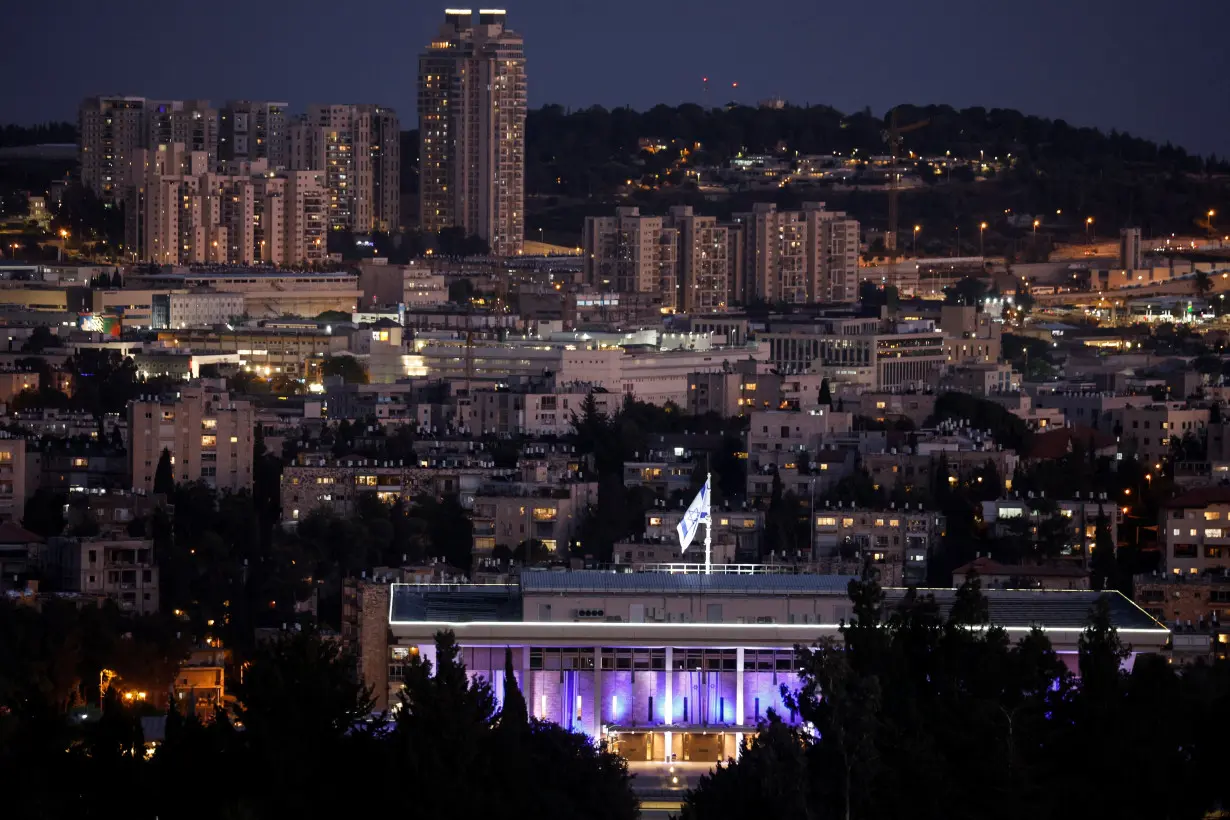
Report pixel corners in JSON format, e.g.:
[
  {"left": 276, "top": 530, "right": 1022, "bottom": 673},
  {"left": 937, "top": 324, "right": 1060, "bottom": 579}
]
[{"left": 418, "top": 9, "right": 526, "bottom": 256}]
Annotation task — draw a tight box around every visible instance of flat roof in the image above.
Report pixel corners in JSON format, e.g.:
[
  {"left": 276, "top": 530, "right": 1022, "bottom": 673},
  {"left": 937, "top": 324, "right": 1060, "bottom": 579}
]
[{"left": 519, "top": 571, "right": 856, "bottom": 595}]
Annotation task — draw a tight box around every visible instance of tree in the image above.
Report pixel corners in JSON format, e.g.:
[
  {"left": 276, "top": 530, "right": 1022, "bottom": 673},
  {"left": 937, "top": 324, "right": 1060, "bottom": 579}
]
[
  {"left": 943, "top": 276, "right": 988, "bottom": 308},
  {"left": 320, "top": 355, "right": 369, "bottom": 385},
  {"left": 153, "top": 448, "right": 175, "bottom": 496},
  {"left": 1089, "top": 506, "right": 1117, "bottom": 591},
  {"left": 20, "top": 325, "right": 58, "bottom": 353},
  {"left": 21, "top": 487, "right": 66, "bottom": 537},
  {"left": 497, "top": 647, "right": 528, "bottom": 733}
]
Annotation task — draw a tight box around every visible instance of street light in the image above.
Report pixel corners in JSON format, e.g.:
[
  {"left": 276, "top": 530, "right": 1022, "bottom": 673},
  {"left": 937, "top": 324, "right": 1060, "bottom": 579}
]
[
  {"left": 913, "top": 224, "right": 921, "bottom": 256},
  {"left": 1085, "top": 216, "right": 1094, "bottom": 244},
  {"left": 955, "top": 227, "right": 961, "bottom": 258},
  {"left": 1209, "top": 209, "right": 1217, "bottom": 240},
  {"left": 1032, "top": 218, "right": 1040, "bottom": 235},
  {"left": 979, "top": 221, "right": 988, "bottom": 257}
]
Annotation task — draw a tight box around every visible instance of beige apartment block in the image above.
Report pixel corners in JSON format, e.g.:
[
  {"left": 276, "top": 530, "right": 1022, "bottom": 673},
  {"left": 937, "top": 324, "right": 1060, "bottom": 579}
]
[{"left": 127, "top": 384, "right": 254, "bottom": 493}]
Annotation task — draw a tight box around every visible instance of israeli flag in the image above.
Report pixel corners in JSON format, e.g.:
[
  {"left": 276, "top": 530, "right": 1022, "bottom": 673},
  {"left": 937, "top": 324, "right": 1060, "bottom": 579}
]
[{"left": 676, "top": 478, "right": 710, "bottom": 552}]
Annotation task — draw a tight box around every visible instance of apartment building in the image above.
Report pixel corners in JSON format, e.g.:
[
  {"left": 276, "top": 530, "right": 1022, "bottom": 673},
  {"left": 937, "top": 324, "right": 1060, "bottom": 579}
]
[
  {"left": 219, "top": 100, "right": 289, "bottom": 169},
  {"left": 687, "top": 360, "right": 780, "bottom": 417},
  {"left": 471, "top": 480, "right": 598, "bottom": 559},
  {"left": 1159, "top": 488, "right": 1230, "bottom": 576},
  {"left": 357, "top": 261, "right": 447, "bottom": 308},
  {"left": 466, "top": 386, "right": 619, "bottom": 437},
  {"left": 80, "top": 96, "right": 219, "bottom": 199},
  {"left": 981, "top": 497, "right": 1122, "bottom": 567},
  {"left": 731, "top": 202, "right": 860, "bottom": 304},
  {"left": 280, "top": 455, "right": 497, "bottom": 525},
  {"left": 812, "top": 505, "right": 942, "bottom": 584},
  {"left": 288, "top": 104, "right": 399, "bottom": 233},
  {"left": 583, "top": 207, "right": 679, "bottom": 309},
  {"left": 48, "top": 537, "right": 159, "bottom": 615},
  {"left": 670, "top": 206, "right": 730, "bottom": 313},
  {"left": 79, "top": 95, "right": 147, "bottom": 199},
  {"left": 1112, "top": 404, "right": 1209, "bottom": 468},
  {"left": 0, "top": 435, "right": 26, "bottom": 523},
  {"left": 145, "top": 100, "right": 218, "bottom": 166},
  {"left": 0, "top": 369, "right": 39, "bottom": 403},
  {"left": 582, "top": 206, "right": 732, "bottom": 313},
  {"left": 418, "top": 9, "right": 526, "bottom": 256},
  {"left": 127, "top": 384, "right": 254, "bottom": 492},
  {"left": 939, "top": 305, "right": 1002, "bottom": 365},
  {"left": 747, "top": 408, "right": 854, "bottom": 465},
  {"left": 368, "top": 105, "right": 402, "bottom": 231},
  {"left": 123, "top": 144, "right": 327, "bottom": 266}
]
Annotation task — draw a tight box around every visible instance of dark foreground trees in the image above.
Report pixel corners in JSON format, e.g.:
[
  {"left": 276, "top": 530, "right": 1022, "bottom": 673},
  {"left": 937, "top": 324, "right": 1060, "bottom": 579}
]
[
  {"left": 0, "top": 629, "right": 637, "bottom": 820},
  {"left": 683, "top": 570, "right": 1230, "bottom": 820}
]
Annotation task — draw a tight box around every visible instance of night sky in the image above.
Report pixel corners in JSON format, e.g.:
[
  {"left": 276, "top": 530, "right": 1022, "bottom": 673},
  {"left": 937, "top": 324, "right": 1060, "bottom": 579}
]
[{"left": 5, "top": 0, "right": 1229, "bottom": 156}]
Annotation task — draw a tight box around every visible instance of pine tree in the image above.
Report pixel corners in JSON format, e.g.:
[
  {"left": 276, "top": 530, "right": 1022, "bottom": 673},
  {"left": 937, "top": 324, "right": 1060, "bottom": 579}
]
[
  {"left": 819, "top": 378, "right": 833, "bottom": 407},
  {"left": 1090, "top": 505, "right": 1117, "bottom": 591},
  {"left": 498, "top": 647, "right": 528, "bottom": 733},
  {"left": 153, "top": 448, "right": 174, "bottom": 495}
]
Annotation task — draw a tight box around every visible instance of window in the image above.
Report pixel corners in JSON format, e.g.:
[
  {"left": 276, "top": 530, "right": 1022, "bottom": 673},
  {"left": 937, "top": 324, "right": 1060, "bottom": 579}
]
[
  {"left": 162, "top": 411, "right": 175, "bottom": 421},
  {"left": 532, "top": 507, "right": 558, "bottom": 521},
  {"left": 874, "top": 518, "right": 885, "bottom": 527},
  {"left": 1173, "top": 543, "right": 1197, "bottom": 558},
  {"left": 816, "top": 517, "right": 837, "bottom": 527},
  {"left": 1206, "top": 511, "right": 1222, "bottom": 521},
  {"left": 888, "top": 519, "right": 899, "bottom": 528},
  {"left": 230, "top": 436, "right": 239, "bottom": 444},
  {"left": 648, "top": 516, "right": 662, "bottom": 526},
  {"left": 72, "top": 457, "right": 88, "bottom": 468},
  {"left": 355, "top": 475, "right": 377, "bottom": 486},
  {"left": 202, "top": 418, "right": 217, "bottom": 430},
  {"left": 0, "top": 452, "right": 11, "bottom": 463},
  {"left": 842, "top": 517, "right": 854, "bottom": 527},
  {"left": 1206, "top": 529, "right": 1224, "bottom": 539}
]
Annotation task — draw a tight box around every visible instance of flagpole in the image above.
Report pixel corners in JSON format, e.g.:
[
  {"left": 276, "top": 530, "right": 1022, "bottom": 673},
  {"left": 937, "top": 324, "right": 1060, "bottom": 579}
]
[{"left": 704, "top": 472, "right": 712, "bottom": 576}]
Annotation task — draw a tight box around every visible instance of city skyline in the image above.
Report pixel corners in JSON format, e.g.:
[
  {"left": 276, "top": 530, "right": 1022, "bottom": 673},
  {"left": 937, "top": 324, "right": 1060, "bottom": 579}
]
[{"left": 2, "top": 0, "right": 1228, "bottom": 157}]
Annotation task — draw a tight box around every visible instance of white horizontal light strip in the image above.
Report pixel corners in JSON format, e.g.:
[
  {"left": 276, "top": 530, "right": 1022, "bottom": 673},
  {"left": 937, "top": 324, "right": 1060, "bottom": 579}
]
[{"left": 387, "top": 619, "right": 1168, "bottom": 635}]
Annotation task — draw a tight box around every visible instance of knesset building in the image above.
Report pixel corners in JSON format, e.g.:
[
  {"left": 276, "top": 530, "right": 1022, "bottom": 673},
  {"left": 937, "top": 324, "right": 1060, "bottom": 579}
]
[{"left": 386, "top": 571, "right": 1168, "bottom": 763}]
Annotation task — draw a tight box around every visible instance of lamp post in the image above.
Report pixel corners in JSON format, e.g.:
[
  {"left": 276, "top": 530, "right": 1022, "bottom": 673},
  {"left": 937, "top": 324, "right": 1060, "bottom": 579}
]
[
  {"left": 979, "top": 221, "right": 988, "bottom": 257},
  {"left": 955, "top": 227, "right": 961, "bottom": 258},
  {"left": 1033, "top": 218, "right": 1040, "bottom": 235},
  {"left": 1209, "top": 210, "right": 1217, "bottom": 241},
  {"left": 913, "top": 224, "right": 920, "bottom": 256},
  {"left": 1085, "top": 216, "right": 1094, "bottom": 245}
]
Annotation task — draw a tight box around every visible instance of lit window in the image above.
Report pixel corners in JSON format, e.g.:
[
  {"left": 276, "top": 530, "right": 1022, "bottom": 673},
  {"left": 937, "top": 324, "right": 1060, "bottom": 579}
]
[
  {"left": 816, "top": 517, "right": 837, "bottom": 527},
  {"left": 889, "top": 519, "right": 899, "bottom": 528},
  {"left": 1206, "top": 529, "right": 1224, "bottom": 539},
  {"left": 1205, "top": 511, "right": 1222, "bottom": 521},
  {"left": 648, "top": 516, "right": 663, "bottom": 526},
  {"left": 230, "top": 436, "right": 239, "bottom": 444},
  {"left": 201, "top": 435, "right": 216, "bottom": 448}
]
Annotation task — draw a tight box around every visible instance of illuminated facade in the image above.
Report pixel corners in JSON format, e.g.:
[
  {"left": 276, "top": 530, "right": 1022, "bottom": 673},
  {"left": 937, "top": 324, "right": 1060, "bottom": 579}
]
[
  {"left": 127, "top": 384, "right": 255, "bottom": 493},
  {"left": 418, "top": 9, "right": 526, "bottom": 256},
  {"left": 378, "top": 572, "right": 1168, "bottom": 762}
]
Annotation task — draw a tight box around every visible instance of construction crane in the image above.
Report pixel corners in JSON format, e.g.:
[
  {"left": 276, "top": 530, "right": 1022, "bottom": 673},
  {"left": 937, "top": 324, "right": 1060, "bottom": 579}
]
[{"left": 883, "top": 108, "right": 929, "bottom": 253}]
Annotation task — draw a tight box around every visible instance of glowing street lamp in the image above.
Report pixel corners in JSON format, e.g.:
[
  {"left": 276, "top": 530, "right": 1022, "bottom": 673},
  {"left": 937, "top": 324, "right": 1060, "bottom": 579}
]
[
  {"left": 1033, "top": 218, "right": 1040, "bottom": 234},
  {"left": 1085, "top": 216, "right": 1094, "bottom": 244},
  {"left": 1209, "top": 209, "right": 1217, "bottom": 240},
  {"left": 979, "top": 221, "right": 988, "bottom": 257},
  {"left": 913, "top": 224, "right": 921, "bottom": 255}
]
